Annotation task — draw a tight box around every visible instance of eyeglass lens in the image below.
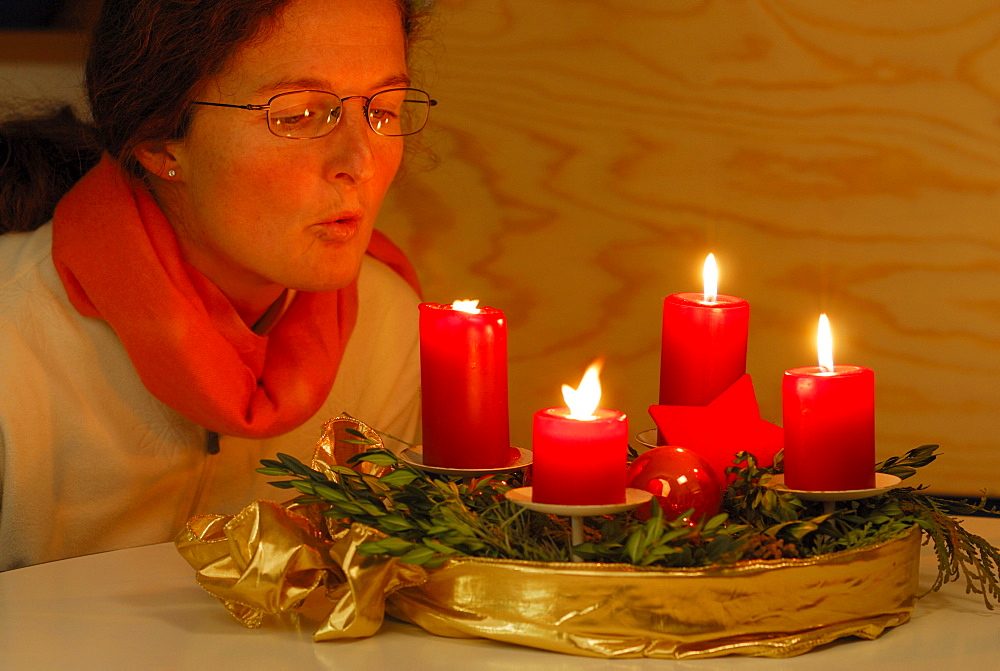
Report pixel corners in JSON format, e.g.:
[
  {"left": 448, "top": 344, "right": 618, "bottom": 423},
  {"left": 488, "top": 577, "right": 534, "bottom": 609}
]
[{"left": 268, "top": 88, "right": 432, "bottom": 139}]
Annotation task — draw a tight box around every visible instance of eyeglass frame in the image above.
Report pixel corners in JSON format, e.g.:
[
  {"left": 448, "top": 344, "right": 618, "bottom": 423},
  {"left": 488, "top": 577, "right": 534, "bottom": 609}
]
[{"left": 190, "top": 87, "right": 437, "bottom": 139}]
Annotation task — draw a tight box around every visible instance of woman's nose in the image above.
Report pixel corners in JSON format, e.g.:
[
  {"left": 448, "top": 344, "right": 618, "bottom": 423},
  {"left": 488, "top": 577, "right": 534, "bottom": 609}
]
[{"left": 324, "top": 101, "right": 376, "bottom": 184}]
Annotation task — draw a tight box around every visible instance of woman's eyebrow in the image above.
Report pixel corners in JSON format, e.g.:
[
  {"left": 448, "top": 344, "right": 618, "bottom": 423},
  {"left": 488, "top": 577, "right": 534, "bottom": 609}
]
[
  {"left": 254, "top": 74, "right": 412, "bottom": 97},
  {"left": 255, "top": 76, "right": 329, "bottom": 96}
]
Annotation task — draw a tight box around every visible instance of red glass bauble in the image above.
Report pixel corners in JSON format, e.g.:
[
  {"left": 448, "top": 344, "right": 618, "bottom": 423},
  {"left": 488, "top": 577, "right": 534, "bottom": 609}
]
[{"left": 626, "top": 446, "right": 723, "bottom": 523}]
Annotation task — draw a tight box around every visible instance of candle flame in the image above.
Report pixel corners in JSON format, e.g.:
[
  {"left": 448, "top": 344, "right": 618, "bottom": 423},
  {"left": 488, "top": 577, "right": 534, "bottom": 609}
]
[
  {"left": 562, "top": 361, "right": 602, "bottom": 420},
  {"left": 451, "top": 299, "right": 481, "bottom": 314},
  {"left": 817, "top": 313, "right": 834, "bottom": 372},
  {"left": 703, "top": 253, "right": 718, "bottom": 302}
]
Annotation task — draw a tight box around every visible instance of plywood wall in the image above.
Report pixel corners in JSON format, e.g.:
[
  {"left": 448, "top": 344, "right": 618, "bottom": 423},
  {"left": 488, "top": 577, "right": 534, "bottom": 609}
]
[{"left": 379, "top": 0, "right": 1000, "bottom": 495}]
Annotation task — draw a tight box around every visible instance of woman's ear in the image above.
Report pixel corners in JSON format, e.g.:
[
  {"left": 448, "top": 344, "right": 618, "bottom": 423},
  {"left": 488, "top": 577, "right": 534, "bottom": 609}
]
[{"left": 134, "top": 140, "right": 182, "bottom": 180}]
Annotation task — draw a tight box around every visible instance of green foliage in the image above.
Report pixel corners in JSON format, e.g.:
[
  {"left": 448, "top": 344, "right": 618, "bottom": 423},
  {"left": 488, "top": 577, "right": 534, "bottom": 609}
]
[
  {"left": 262, "top": 449, "right": 566, "bottom": 568},
  {"left": 573, "top": 502, "right": 745, "bottom": 567},
  {"left": 897, "top": 492, "right": 1000, "bottom": 610},
  {"left": 877, "top": 444, "right": 939, "bottom": 480},
  {"left": 722, "top": 445, "right": 999, "bottom": 610},
  {"left": 257, "top": 442, "right": 999, "bottom": 610},
  {"left": 722, "top": 450, "right": 915, "bottom": 555}
]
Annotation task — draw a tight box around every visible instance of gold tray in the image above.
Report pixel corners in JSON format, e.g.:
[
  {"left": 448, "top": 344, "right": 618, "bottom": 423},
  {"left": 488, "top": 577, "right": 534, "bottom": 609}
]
[{"left": 385, "top": 527, "right": 920, "bottom": 659}]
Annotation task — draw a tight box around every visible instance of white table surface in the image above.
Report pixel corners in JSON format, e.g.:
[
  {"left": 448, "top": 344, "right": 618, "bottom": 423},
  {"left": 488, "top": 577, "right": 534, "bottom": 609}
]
[{"left": 1, "top": 517, "right": 997, "bottom": 671}]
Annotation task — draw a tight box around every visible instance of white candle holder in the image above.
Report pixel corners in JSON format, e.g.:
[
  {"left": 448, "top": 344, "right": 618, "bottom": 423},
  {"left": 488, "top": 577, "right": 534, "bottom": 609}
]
[
  {"left": 765, "top": 473, "right": 903, "bottom": 514},
  {"left": 393, "top": 445, "right": 532, "bottom": 478},
  {"left": 504, "top": 487, "right": 653, "bottom": 562}
]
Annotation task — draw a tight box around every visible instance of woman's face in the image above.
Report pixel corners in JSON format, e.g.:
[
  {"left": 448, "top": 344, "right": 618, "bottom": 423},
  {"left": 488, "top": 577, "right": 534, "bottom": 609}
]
[{"left": 159, "top": 0, "right": 408, "bottom": 316}]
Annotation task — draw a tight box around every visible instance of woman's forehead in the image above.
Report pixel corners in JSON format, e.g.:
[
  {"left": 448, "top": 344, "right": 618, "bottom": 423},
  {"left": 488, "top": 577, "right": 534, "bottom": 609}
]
[{"left": 210, "top": 0, "right": 407, "bottom": 98}]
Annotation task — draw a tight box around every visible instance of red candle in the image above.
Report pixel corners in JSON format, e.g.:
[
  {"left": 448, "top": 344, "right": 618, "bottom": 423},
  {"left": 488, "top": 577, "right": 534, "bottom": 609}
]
[
  {"left": 531, "top": 363, "right": 628, "bottom": 505},
  {"left": 419, "top": 300, "right": 511, "bottom": 469},
  {"left": 660, "top": 254, "right": 749, "bottom": 406},
  {"left": 782, "top": 314, "right": 875, "bottom": 491}
]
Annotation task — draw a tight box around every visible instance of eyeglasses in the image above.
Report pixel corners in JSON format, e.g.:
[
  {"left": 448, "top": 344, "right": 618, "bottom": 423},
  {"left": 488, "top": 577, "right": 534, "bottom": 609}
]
[{"left": 190, "top": 88, "right": 436, "bottom": 139}]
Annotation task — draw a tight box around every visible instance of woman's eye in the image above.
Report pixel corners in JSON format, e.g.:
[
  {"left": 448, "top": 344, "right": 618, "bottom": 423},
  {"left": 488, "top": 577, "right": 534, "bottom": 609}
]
[
  {"left": 273, "top": 108, "right": 313, "bottom": 126},
  {"left": 369, "top": 107, "right": 397, "bottom": 121}
]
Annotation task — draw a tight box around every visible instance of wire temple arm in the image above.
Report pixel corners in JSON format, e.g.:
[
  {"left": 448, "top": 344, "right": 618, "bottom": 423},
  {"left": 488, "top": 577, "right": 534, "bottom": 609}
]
[{"left": 190, "top": 101, "right": 268, "bottom": 111}]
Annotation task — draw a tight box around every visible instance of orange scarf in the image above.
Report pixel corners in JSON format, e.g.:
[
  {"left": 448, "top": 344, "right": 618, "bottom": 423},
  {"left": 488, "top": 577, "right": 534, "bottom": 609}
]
[{"left": 52, "top": 156, "right": 419, "bottom": 439}]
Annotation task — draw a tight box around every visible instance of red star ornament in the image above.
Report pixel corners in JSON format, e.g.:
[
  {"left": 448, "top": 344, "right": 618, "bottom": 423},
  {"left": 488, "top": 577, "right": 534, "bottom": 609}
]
[{"left": 648, "top": 374, "right": 782, "bottom": 484}]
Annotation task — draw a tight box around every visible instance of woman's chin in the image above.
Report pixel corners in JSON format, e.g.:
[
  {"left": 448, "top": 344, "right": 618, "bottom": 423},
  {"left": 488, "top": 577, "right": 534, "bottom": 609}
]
[{"left": 284, "top": 258, "right": 364, "bottom": 293}]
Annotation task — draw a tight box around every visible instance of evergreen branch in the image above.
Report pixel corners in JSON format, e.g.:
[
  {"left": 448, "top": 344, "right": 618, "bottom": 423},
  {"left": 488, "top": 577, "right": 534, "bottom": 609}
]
[
  {"left": 896, "top": 492, "right": 1000, "bottom": 610},
  {"left": 876, "top": 444, "right": 939, "bottom": 480}
]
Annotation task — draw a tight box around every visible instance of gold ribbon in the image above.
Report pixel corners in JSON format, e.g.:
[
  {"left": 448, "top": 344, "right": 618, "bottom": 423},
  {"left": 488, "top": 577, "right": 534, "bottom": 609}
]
[
  {"left": 176, "top": 500, "right": 338, "bottom": 629},
  {"left": 175, "top": 415, "right": 921, "bottom": 658}
]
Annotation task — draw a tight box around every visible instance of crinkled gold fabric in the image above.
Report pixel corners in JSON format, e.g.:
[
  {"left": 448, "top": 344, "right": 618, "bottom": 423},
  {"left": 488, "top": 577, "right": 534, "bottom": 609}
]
[
  {"left": 174, "top": 415, "right": 921, "bottom": 659},
  {"left": 386, "top": 532, "right": 920, "bottom": 658},
  {"left": 176, "top": 500, "right": 338, "bottom": 628}
]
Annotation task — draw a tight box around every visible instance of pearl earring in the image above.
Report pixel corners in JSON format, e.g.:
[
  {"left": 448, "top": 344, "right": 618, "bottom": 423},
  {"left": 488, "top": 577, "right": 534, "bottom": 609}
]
[{"left": 168, "top": 169, "right": 176, "bottom": 177}]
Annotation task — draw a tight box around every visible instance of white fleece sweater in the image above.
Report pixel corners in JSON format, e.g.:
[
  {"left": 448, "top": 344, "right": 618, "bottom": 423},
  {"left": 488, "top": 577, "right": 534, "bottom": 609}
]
[{"left": 0, "top": 223, "right": 420, "bottom": 570}]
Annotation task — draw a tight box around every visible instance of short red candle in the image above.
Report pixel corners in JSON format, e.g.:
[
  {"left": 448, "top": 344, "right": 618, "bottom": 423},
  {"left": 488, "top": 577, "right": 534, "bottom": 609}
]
[
  {"left": 419, "top": 302, "right": 511, "bottom": 469},
  {"left": 659, "top": 292, "right": 749, "bottom": 406},
  {"left": 531, "top": 407, "right": 628, "bottom": 505},
  {"left": 782, "top": 315, "right": 875, "bottom": 492}
]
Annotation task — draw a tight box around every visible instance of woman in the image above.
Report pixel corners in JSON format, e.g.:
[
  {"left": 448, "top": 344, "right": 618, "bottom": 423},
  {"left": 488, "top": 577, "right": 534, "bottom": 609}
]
[{"left": 0, "top": 0, "right": 433, "bottom": 570}]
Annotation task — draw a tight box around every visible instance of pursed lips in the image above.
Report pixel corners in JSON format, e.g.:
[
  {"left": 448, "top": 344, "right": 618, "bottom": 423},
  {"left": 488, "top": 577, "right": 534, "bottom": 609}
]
[{"left": 311, "top": 210, "right": 363, "bottom": 242}]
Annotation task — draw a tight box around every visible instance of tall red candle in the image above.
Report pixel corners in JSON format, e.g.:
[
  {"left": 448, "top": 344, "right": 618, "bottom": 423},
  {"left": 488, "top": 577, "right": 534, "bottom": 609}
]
[
  {"left": 782, "top": 315, "right": 875, "bottom": 491},
  {"left": 531, "top": 363, "right": 628, "bottom": 505},
  {"left": 419, "top": 301, "right": 511, "bottom": 469},
  {"left": 659, "top": 254, "right": 749, "bottom": 406}
]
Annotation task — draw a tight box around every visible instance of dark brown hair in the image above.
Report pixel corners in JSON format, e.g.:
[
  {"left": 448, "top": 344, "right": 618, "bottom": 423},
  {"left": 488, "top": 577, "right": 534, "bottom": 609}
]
[{"left": 0, "top": 0, "right": 431, "bottom": 234}]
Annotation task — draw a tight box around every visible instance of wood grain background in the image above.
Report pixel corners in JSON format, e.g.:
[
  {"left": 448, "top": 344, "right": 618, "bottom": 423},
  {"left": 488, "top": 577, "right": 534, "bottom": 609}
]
[{"left": 378, "top": 0, "right": 1000, "bottom": 495}]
